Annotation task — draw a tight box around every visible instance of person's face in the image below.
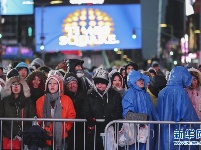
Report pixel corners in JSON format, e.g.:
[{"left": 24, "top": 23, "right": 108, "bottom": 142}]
[
  {"left": 11, "top": 82, "right": 21, "bottom": 95},
  {"left": 121, "top": 70, "right": 126, "bottom": 77},
  {"left": 32, "top": 76, "right": 41, "bottom": 88},
  {"left": 191, "top": 77, "right": 199, "bottom": 89},
  {"left": 136, "top": 78, "right": 144, "bottom": 88},
  {"left": 112, "top": 75, "right": 122, "bottom": 89},
  {"left": 150, "top": 72, "right": 156, "bottom": 77},
  {"left": 48, "top": 79, "right": 59, "bottom": 94},
  {"left": 0, "top": 69, "right": 3, "bottom": 75},
  {"left": 126, "top": 65, "right": 134, "bottom": 74},
  {"left": 153, "top": 66, "right": 159, "bottom": 71},
  {"left": 75, "top": 65, "right": 82, "bottom": 71},
  {"left": 66, "top": 80, "right": 78, "bottom": 93},
  {"left": 18, "top": 68, "right": 28, "bottom": 79},
  {"left": 95, "top": 83, "right": 107, "bottom": 91}
]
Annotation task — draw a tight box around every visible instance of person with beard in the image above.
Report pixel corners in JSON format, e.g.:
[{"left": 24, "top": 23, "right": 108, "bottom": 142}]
[
  {"left": 64, "top": 72, "right": 88, "bottom": 150},
  {"left": 81, "top": 67, "right": 122, "bottom": 150},
  {"left": 0, "top": 76, "right": 35, "bottom": 149},
  {"left": 36, "top": 75, "right": 76, "bottom": 149},
  {"left": 25, "top": 71, "right": 47, "bottom": 107}
]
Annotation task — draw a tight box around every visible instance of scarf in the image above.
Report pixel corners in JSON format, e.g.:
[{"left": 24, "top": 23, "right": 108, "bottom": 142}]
[{"left": 43, "top": 92, "right": 62, "bottom": 149}]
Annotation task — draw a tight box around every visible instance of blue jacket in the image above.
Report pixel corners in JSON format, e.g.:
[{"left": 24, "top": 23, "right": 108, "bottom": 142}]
[
  {"left": 157, "top": 66, "right": 199, "bottom": 150},
  {"left": 122, "top": 70, "right": 159, "bottom": 150}
]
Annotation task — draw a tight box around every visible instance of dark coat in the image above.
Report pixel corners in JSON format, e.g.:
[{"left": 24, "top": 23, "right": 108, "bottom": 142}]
[
  {"left": 0, "top": 95, "right": 35, "bottom": 138},
  {"left": 81, "top": 88, "right": 122, "bottom": 150}
]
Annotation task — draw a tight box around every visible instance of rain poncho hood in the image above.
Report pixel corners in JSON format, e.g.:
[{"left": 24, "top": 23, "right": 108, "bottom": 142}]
[
  {"left": 167, "top": 66, "right": 192, "bottom": 88},
  {"left": 157, "top": 66, "right": 199, "bottom": 150},
  {"left": 122, "top": 70, "right": 158, "bottom": 150}
]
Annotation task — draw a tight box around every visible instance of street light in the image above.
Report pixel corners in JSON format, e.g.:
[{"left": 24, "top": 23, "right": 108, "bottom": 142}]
[{"left": 160, "top": 23, "right": 174, "bottom": 38}]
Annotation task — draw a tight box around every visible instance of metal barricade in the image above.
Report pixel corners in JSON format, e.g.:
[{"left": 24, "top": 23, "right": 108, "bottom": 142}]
[
  {"left": 0, "top": 118, "right": 105, "bottom": 150},
  {"left": 103, "top": 120, "right": 201, "bottom": 150}
]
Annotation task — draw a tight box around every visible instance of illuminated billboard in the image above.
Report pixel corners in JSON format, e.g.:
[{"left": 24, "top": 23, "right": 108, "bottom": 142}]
[
  {"left": 35, "top": 4, "right": 141, "bottom": 52},
  {"left": 0, "top": 0, "right": 33, "bottom": 15}
]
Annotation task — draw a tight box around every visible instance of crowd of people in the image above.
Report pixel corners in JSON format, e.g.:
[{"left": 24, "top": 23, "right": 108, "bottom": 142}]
[{"left": 0, "top": 57, "right": 200, "bottom": 150}]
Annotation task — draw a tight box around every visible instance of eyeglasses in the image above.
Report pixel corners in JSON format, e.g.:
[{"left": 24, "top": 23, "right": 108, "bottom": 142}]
[{"left": 11, "top": 83, "right": 20, "bottom": 87}]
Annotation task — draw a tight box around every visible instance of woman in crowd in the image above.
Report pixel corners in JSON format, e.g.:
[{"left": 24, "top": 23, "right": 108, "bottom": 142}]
[
  {"left": 81, "top": 67, "right": 122, "bottom": 150},
  {"left": 186, "top": 67, "right": 201, "bottom": 121},
  {"left": 25, "top": 70, "right": 47, "bottom": 107},
  {"left": 15, "top": 62, "right": 31, "bottom": 79},
  {"left": 0, "top": 76, "right": 35, "bottom": 149},
  {"left": 109, "top": 69, "right": 125, "bottom": 97},
  {"left": 122, "top": 70, "right": 159, "bottom": 150},
  {"left": 36, "top": 75, "right": 76, "bottom": 149}
]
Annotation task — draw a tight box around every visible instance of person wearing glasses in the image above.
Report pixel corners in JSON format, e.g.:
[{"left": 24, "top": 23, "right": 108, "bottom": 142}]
[
  {"left": 0, "top": 76, "right": 35, "bottom": 149},
  {"left": 36, "top": 75, "right": 76, "bottom": 149}
]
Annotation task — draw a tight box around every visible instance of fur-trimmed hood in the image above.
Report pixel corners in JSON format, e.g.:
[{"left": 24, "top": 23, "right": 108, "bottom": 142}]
[
  {"left": 188, "top": 67, "right": 201, "bottom": 85},
  {"left": 1, "top": 76, "right": 31, "bottom": 99},
  {"left": 25, "top": 70, "right": 47, "bottom": 90}
]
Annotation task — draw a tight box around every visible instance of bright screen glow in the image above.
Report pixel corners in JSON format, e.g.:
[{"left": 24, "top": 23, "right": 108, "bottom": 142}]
[
  {"left": 0, "top": 0, "right": 33, "bottom": 15},
  {"left": 35, "top": 4, "right": 141, "bottom": 52}
]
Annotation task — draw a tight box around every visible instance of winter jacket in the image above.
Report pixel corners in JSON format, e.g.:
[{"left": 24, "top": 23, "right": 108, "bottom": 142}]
[
  {"left": 36, "top": 94, "right": 76, "bottom": 139},
  {"left": 0, "top": 76, "right": 35, "bottom": 139},
  {"left": 157, "top": 66, "right": 199, "bottom": 150},
  {"left": 81, "top": 88, "right": 122, "bottom": 150},
  {"left": 122, "top": 70, "right": 159, "bottom": 150},
  {"left": 36, "top": 75, "right": 76, "bottom": 146}
]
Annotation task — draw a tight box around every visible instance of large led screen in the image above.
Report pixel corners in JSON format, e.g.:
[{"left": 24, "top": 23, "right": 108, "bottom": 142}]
[
  {"left": 35, "top": 4, "right": 141, "bottom": 52},
  {"left": 0, "top": 0, "right": 33, "bottom": 15}
]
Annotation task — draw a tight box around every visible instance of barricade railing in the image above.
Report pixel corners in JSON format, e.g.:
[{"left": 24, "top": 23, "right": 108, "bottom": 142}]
[
  {"left": 103, "top": 120, "right": 201, "bottom": 150},
  {"left": 0, "top": 118, "right": 105, "bottom": 150}
]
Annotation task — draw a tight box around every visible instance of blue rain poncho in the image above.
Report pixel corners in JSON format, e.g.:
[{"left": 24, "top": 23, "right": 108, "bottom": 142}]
[
  {"left": 157, "top": 66, "right": 199, "bottom": 150},
  {"left": 122, "top": 70, "right": 159, "bottom": 150}
]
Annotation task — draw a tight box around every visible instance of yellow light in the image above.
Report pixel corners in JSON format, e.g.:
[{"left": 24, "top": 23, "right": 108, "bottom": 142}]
[
  {"left": 194, "top": 30, "right": 200, "bottom": 34},
  {"left": 160, "top": 24, "right": 168, "bottom": 27},
  {"left": 79, "top": 21, "right": 87, "bottom": 26},
  {"left": 72, "top": 22, "right": 78, "bottom": 26},
  {"left": 97, "top": 16, "right": 103, "bottom": 21},
  {"left": 50, "top": 0, "right": 63, "bottom": 4},
  {"left": 80, "top": 16, "right": 86, "bottom": 21},
  {"left": 98, "top": 21, "right": 104, "bottom": 26},
  {"left": 72, "top": 17, "right": 78, "bottom": 21},
  {"left": 147, "top": 59, "right": 151, "bottom": 64},
  {"left": 89, "top": 21, "right": 96, "bottom": 26},
  {"left": 123, "top": 55, "right": 127, "bottom": 59},
  {"left": 89, "top": 15, "right": 95, "bottom": 20},
  {"left": 116, "top": 51, "right": 122, "bottom": 54}
]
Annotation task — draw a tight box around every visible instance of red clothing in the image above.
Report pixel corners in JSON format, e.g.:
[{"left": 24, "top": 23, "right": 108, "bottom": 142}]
[{"left": 36, "top": 94, "right": 76, "bottom": 145}]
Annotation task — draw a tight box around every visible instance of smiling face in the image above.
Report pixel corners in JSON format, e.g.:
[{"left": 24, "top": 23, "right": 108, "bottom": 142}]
[
  {"left": 32, "top": 76, "right": 41, "bottom": 88},
  {"left": 47, "top": 78, "right": 59, "bottom": 94},
  {"left": 95, "top": 83, "right": 107, "bottom": 91},
  {"left": 112, "top": 75, "right": 122, "bottom": 89},
  {"left": 66, "top": 80, "right": 78, "bottom": 93}
]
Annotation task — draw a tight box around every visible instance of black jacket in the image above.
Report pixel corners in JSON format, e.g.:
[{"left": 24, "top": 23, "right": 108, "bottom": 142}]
[
  {"left": 0, "top": 95, "right": 36, "bottom": 138},
  {"left": 81, "top": 88, "right": 122, "bottom": 130}
]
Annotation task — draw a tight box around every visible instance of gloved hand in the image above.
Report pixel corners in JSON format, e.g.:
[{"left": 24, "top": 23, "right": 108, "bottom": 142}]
[{"left": 87, "top": 118, "right": 96, "bottom": 127}]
